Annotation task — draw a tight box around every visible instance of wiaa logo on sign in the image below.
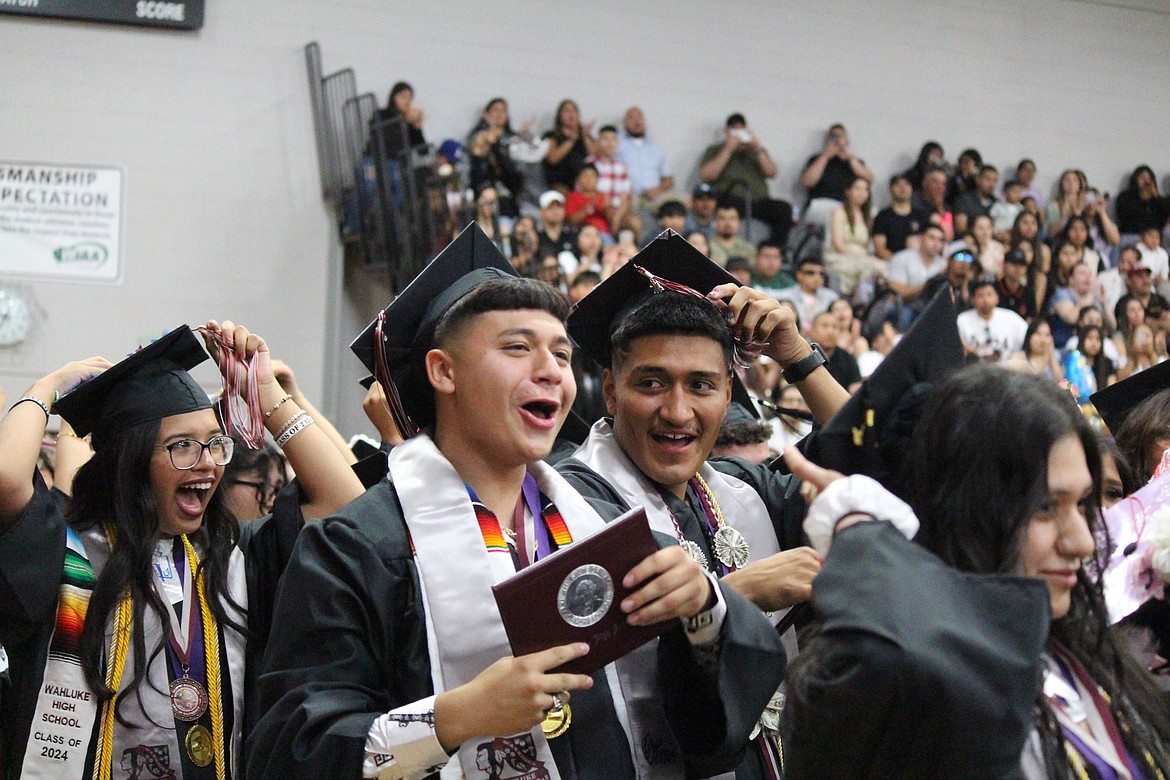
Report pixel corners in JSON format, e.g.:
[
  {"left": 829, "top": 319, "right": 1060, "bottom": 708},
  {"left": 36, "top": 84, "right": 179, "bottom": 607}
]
[{"left": 54, "top": 242, "right": 108, "bottom": 265}]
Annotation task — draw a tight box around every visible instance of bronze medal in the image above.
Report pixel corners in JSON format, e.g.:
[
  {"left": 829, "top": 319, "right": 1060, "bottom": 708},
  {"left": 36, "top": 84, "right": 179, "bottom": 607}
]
[
  {"left": 170, "top": 676, "right": 208, "bottom": 722},
  {"left": 541, "top": 702, "right": 571, "bottom": 739},
  {"left": 185, "top": 723, "right": 214, "bottom": 767}
]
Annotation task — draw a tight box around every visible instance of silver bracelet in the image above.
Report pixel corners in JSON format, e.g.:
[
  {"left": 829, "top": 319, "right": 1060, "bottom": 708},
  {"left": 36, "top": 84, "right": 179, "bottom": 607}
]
[
  {"left": 274, "top": 409, "right": 307, "bottom": 437},
  {"left": 13, "top": 396, "right": 51, "bottom": 421},
  {"left": 275, "top": 415, "right": 313, "bottom": 447}
]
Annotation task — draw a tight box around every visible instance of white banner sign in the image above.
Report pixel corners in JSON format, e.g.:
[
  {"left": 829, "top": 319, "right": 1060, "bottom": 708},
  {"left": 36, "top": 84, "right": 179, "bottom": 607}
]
[{"left": 0, "top": 161, "right": 123, "bottom": 283}]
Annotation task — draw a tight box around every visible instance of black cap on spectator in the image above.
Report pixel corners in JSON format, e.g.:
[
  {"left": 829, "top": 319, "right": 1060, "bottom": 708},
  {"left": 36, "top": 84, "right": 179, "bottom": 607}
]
[
  {"left": 1090, "top": 359, "right": 1170, "bottom": 434},
  {"left": 568, "top": 229, "right": 760, "bottom": 417},
  {"left": 1004, "top": 248, "right": 1028, "bottom": 265},
  {"left": 55, "top": 325, "right": 211, "bottom": 448},
  {"left": 350, "top": 223, "right": 516, "bottom": 433},
  {"left": 693, "top": 183, "right": 717, "bottom": 199},
  {"left": 780, "top": 287, "right": 963, "bottom": 487}
]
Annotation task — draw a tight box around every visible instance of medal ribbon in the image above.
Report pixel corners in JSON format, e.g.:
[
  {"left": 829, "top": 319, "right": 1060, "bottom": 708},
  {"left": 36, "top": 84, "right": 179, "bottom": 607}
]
[
  {"left": 662, "top": 474, "right": 739, "bottom": 575},
  {"left": 158, "top": 542, "right": 208, "bottom": 687},
  {"left": 195, "top": 326, "right": 265, "bottom": 449},
  {"left": 1049, "top": 645, "right": 1146, "bottom": 779},
  {"left": 470, "top": 474, "right": 570, "bottom": 569}
]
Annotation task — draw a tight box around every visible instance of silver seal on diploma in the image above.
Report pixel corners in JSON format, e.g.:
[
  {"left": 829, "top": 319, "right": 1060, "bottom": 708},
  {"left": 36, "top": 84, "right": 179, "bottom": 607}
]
[{"left": 557, "top": 564, "right": 614, "bottom": 627}]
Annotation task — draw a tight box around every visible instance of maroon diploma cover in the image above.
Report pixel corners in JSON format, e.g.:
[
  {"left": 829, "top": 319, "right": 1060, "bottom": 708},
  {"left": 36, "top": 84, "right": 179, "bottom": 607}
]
[{"left": 491, "top": 506, "right": 672, "bottom": 675}]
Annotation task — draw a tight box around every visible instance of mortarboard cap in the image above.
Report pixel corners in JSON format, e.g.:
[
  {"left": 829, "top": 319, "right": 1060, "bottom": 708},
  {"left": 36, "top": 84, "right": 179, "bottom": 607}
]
[
  {"left": 1090, "top": 358, "right": 1170, "bottom": 434},
  {"left": 54, "top": 325, "right": 211, "bottom": 448},
  {"left": 784, "top": 287, "right": 963, "bottom": 489},
  {"left": 350, "top": 223, "right": 517, "bottom": 432},
  {"left": 568, "top": 229, "right": 760, "bottom": 418}
]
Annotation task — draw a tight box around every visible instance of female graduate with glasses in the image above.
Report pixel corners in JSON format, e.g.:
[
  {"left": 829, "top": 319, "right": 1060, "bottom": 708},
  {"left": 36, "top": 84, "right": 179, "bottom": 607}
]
[
  {"left": 0, "top": 322, "right": 362, "bottom": 780},
  {"left": 781, "top": 365, "right": 1170, "bottom": 779}
]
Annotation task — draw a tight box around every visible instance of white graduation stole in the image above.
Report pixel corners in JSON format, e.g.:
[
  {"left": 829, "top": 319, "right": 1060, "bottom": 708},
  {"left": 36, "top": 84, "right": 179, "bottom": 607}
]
[{"left": 389, "top": 434, "right": 684, "bottom": 779}]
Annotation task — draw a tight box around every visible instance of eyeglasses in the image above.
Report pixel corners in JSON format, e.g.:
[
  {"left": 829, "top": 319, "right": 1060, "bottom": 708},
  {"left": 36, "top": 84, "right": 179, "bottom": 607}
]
[
  {"left": 227, "top": 478, "right": 283, "bottom": 511},
  {"left": 159, "top": 436, "right": 234, "bottom": 470},
  {"left": 951, "top": 251, "right": 976, "bottom": 264}
]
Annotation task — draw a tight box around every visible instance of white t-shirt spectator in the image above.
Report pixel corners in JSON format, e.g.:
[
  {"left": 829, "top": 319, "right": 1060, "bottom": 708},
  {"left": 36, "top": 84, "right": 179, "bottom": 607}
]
[
  {"left": 956, "top": 307, "right": 1028, "bottom": 362},
  {"left": 888, "top": 248, "right": 946, "bottom": 290},
  {"left": 1138, "top": 243, "right": 1170, "bottom": 279}
]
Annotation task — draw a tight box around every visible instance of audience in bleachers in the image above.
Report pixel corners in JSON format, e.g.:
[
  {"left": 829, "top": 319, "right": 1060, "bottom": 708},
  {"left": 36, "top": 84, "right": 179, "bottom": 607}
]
[{"left": 360, "top": 84, "right": 1170, "bottom": 418}]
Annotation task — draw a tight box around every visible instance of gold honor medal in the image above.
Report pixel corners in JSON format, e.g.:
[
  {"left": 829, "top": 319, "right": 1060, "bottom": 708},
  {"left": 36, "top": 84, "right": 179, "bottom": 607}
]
[
  {"left": 185, "top": 724, "right": 214, "bottom": 767},
  {"left": 541, "top": 703, "right": 571, "bottom": 739}
]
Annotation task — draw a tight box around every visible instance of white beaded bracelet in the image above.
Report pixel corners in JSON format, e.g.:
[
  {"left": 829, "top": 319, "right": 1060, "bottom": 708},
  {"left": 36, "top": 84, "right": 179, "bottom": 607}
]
[
  {"left": 275, "top": 415, "right": 314, "bottom": 447},
  {"left": 275, "top": 409, "right": 307, "bottom": 437}
]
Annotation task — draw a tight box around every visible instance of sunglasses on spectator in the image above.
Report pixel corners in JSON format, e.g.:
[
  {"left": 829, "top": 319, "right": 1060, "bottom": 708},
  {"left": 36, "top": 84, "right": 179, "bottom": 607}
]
[{"left": 951, "top": 251, "right": 976, "bottom": 264}]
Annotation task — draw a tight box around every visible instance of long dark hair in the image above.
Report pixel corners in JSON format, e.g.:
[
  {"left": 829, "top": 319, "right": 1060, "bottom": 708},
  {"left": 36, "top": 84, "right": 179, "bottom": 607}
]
[
  {"left": 1127, "top": 165, "right": 1157, "bottom": 194},
  {"left": 68, "top": 416, "right": 244, "bottom": 726},
  {"left": 911, "top": 367, "right": 1170, "bottom": 778},
  {"left": 385, "top": 81, "right": 413, "bottom": 116},
  {"left": 1076, "top": 325, "right": 1113, "bottom": 392},
  {"left": 551, "top": 98, "right": 579, "bottom": 139},
  {"left": 1021, "top": 318, "right": 1051, "bottom": 360},
  {"left": 1114, "top": 387, "right": 1170, "bottom": 487}
]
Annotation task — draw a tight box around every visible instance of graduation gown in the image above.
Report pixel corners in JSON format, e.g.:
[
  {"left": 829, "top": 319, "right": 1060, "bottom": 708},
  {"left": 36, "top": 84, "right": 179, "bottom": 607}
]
[
  {"left": 0, "top": 475, "right": 249, "bottom": 780},
  {"left": 780, "top": 521, "right": 1050, "bottom": 780},
  {"left": 556, "top": 427, "right": 806, "bottom": 780},
  {"left": 246, "top": 470, "right": 787, "bottom": 780}
]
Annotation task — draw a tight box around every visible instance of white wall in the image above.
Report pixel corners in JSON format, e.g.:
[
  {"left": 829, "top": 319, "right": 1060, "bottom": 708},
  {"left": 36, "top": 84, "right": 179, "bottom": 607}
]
[{"left": 2, "top": 0, "right": 1168, "bottom": 439}]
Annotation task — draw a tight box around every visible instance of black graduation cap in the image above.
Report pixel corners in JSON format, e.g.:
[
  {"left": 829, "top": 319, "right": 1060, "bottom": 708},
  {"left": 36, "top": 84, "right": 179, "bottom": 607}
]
[
  {"left": 783, "top": 287, "right": 963, "bottom": 489},
  {"left": 567, "top": 229, "right": 761, "bottom": 418},
  {"left": 54, "top": 325, "right": 211, "bottom": 448},
  {"left": 1090, "top": 358, "right": 1170, "bottom": 434},
  {"left": 350, "top": 223, "right": 518, "bottom": 433}
]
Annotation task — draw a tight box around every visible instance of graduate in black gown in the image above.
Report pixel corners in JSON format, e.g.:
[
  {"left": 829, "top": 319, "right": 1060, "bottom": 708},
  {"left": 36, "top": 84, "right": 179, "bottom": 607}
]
[
  {"left": 554, "top": 232, "right": 851, "bottom": 779},
  {"left": 0, "top": 322, "right": 363, "bottom": 780},
  {"left": 246, "top": 225, "right": 787, "bottom": 780},
  {"left": 781, "top": 366, "right": 1170, "bottom": 779}
]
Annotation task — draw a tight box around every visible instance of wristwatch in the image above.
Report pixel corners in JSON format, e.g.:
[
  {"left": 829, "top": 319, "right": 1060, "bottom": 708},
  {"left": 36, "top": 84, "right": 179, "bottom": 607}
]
[{"left": 781, "top": 342, "right": 828, "bottom": 384}]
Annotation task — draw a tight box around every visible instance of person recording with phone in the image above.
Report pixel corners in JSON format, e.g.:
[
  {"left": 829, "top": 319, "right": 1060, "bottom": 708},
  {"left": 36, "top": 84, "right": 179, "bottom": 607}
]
[
  {"left": 698, "top": 113, "right": 794, "bottom": 247},
  {"left": 800, "top": 123, "right": 875, "bottom": 227}
]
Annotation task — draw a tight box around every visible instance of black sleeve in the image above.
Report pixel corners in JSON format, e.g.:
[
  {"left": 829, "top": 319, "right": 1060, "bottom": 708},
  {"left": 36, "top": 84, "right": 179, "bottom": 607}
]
[
  {"left": 871, "top": 208, "right": 893, "bottom": 238},
  {"left": 247, "top": 490, "right": 433, "bottom": 779},
  {"left": 0, "top": 474, "right": 67, "bottom": 632},
  {"left": 238, "top": 479, "right": 308, "bottom": 742},
  {"left": 659, "top": 582, "right": 788, "bottom": 777}
]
